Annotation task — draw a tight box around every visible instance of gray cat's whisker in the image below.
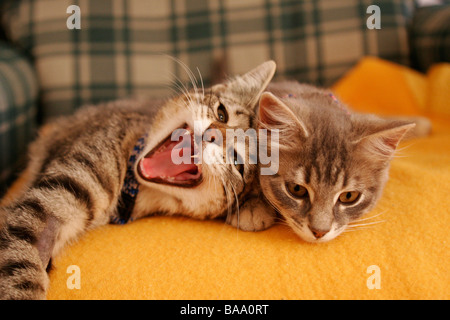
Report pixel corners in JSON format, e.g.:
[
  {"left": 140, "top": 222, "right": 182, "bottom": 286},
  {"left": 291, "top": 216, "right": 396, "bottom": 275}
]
[
  {"left": 343, "top": 225, "right": 374, "bottom": 231},
  {"left": 391, "top": 144, "right": 412, "bottom": 158},
  {"left": 284, "top": 215, "right": 302, "bottom": 231},
  {"left": 264, "top": 196, "right": 281, "bottom": 215},
  {"left": 395, "top": 142, "right": 414, "bottom": 154},
  {"left": 343, "top": 225, "right": 378, "bottom": 233},
  {"left": 352, "top": 211, "right": 386, "bottom": 223},
  {"left": 343, "top": 229, "right": 362, "bottom": 233},
  {"left": 348, "top": 220, "right": 386, "bottom": 228}
]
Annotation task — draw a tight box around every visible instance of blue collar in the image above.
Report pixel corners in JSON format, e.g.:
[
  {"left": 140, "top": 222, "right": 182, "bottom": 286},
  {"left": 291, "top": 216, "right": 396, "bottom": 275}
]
[{"left": 113, "top": 133, "right": 148, "bottom": 224}]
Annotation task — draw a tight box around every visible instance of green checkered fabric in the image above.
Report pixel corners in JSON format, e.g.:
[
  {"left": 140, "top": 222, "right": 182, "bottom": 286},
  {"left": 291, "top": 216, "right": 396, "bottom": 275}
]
[
  {"left": 410, "top": 4, "right": 450, "bottom": 73},
  {"left": 2, "top": 0, "right": 413, "bottom": 121},
  {"left": 0, "top": 41, "right": 38, "bottom": 193}
]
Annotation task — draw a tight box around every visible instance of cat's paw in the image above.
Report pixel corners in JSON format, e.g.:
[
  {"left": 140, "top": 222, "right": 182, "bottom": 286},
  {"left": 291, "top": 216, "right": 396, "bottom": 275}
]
[
  {"left": 0, "top": 247, "right": 49, "bottom": 300},
  {"left": 227, "top": 198, "right": 276, "bottom": 231},
  {"left": 0, "top": 267, "right": 48, "bottom": 300}
]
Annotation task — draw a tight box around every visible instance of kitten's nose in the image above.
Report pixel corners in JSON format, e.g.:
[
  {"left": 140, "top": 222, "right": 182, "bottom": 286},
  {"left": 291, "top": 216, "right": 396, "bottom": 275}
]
[{"left": 309, "top": 227, "right": 329, "bottom": 239}]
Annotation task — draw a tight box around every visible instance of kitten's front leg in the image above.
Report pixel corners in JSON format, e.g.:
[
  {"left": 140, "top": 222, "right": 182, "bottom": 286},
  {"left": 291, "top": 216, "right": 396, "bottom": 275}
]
[
  {"left": 0, "top": 177, "right": 112, "bottom": 299},
  {"left": 0, "top": 204, "right": 52, "bottom": 300},
  {"left": 227, "top": 196, "right": 276, "bottom": 231},
  {"left": 0, "top": 244, "right": 49, "bottom": 300}
]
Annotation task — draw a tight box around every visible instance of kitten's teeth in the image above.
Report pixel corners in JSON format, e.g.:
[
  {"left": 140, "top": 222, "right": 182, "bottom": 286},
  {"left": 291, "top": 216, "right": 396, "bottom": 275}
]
[{"left": 191, "top": 155, "right": 199, "bottom": 158}]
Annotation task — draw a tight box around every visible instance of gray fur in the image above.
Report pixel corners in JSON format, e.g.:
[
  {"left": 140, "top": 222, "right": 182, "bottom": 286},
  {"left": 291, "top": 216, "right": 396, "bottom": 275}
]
[{"left": 257, "top": 81, "right": 427, "bottom": 243}]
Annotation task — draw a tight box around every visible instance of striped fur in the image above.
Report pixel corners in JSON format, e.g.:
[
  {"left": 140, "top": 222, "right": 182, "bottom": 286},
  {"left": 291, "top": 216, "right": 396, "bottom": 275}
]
[{"left": 0, "top": 61, "right": 277, "bottom": 299}]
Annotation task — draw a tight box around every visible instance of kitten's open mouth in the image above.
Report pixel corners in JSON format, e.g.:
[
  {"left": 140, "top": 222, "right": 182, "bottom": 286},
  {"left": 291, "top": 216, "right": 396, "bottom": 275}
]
[{"left": 137, "top": 124, "right": 202, "bottom": 187}]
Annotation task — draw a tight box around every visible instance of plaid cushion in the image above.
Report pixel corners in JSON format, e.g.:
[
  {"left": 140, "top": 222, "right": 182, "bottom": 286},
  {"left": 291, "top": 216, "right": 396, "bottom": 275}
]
[
  {"left": 3, "top": 0, "right": 413, "bottom": 121},
  {"left": 410, "top": 4, "right": 450, "bottom": 73},
  {"left": 0, "top": 41, "right": 38, "bottom": 194}
]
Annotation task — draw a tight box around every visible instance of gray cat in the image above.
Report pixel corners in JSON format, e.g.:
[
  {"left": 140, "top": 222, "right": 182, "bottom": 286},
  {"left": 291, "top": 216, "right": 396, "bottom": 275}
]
[
  {"left": 248, "top": 80, "right": 430, "bottom": 243},
  {"left": 0, "top": 61, "right": 276, "bottom": 300}
]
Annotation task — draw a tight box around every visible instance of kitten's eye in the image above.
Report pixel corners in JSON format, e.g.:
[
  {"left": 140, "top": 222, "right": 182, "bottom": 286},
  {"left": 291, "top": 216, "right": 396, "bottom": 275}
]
[
  {"left": 217, "top": 104, "right": 228, "bottom": 123},
  {"left": 286, "top": 183, "right": 308, "bottom": 199},
  {"left": 339, "top": 191, "right": 360, "bottom": 204}
]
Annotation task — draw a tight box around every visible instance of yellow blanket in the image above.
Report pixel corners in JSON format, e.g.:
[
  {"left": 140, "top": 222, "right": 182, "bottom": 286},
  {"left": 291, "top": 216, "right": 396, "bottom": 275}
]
[{"left": 5, "top": 57, "right": 450, "bottom": 299}]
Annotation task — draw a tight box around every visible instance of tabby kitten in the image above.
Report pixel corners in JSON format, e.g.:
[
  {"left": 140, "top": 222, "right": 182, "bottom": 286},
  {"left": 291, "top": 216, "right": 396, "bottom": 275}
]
[
  {"left": 0, "top": 61, "right": 276, "bottom": 299},
  {"left": 253, "top": 81, "right": 429, "bottom": 243}
]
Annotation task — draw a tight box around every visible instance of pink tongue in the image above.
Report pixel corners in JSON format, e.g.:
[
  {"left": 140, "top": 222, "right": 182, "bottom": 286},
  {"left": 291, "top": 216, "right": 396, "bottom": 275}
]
[{"left": 139, "top": 142, "right": 197, "bottom": 180}]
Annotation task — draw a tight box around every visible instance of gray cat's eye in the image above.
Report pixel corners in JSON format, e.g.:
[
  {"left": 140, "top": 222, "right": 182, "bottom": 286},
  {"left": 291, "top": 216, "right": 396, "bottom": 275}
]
[
  {"left": 217, "top": 104, "right": 228, "bottom": 123},
  {"left": 338, "top": 191, "right": 360, "bottom": 204},
  {"left": 286, "top": 182, "right": 308, "bottom": 199}
]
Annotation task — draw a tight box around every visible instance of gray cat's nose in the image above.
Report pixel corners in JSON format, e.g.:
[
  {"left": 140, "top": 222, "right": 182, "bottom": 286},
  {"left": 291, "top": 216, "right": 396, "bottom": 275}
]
[{"left": 309, "top": 227, "right": 329, "bottom": 239}]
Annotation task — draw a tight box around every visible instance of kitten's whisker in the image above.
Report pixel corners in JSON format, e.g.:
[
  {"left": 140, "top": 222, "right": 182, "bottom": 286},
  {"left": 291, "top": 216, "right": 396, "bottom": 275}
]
[
  {"left": 392, "top": 143, "right": 415, "bottom": 159},
  {"left": 284, "top": 215, "right": 303, "bottom": 232},
  {"left": 170, "top": 56, "right": 202, "bottom": 108},
  {"left": 352, "top": 211, "right": 386, "bottom": 223},
  {"left": 168, "top": 71, "right": 189, "bottom": 94},
  {"left": 343, "top": 229, "right": 361, "bottom": 233},
  {"left": 279, "top": 222, "right": 293, "bottom": 229},
  {"left": 212, "top": 172, "right": 217, "bottom": 194},
  {"left": 170, "top": 76, "right": 194, "bottom": 108},
  {"left": 219, "top": 176, "right": 233, "bottom": 225},
  {"left": 167, "top": 86, "right": 181, "bottom": 99},
  {"left": 348, "top": 220, "right": 385, "bottom": 228},
  {"left": 344, "top": 226, "right": 377, "bottom": 232},
  {"left": 229, "top": 181, "right": 240, "bottom": 233},
  {"left": 392, "top": 154, "right": 409, "bottom": 158},
  {"left": 167, "top": 55, "right": 199, "bottom": 90},
  {"left": 261, "top": 193, "right": 280, "bottom": 215},
  {"left": 167, "top": 68, "right": 200, "bottom": 112},
  {"left": 208, "top": 172, "right": 217, "bottom": 203},
  {"left": 167, "top": 85, "right": 194, "bottom": 111},
  {"left": 197, "top": 67, "right": 205, "bottom": 98},
  {"left": 344, "top": 225, "right": 375, "bottom": 232}
]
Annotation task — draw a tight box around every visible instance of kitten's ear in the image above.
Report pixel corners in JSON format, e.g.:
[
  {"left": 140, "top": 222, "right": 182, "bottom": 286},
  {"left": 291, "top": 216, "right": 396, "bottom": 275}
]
[
  {"left": 217, "top": 60, "right": 276, "bottom": 109},
  {"left": 259, "top": 92, "right": 309, "bottom": 138},
  {"left": 356, "top": 121, "right": 416, "bottom": 159}
]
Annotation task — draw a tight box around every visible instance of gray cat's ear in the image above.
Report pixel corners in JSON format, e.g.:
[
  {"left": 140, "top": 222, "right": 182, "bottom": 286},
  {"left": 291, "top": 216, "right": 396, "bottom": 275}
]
[
  {"left": 356, "top": 122, "right": 416, "bottom": 159},
  {"left": 259, "top": 92, "right": 309, "bottom": 138},
  {"left": 217, "top": 60, "right": 276, "bottom": 109}
]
